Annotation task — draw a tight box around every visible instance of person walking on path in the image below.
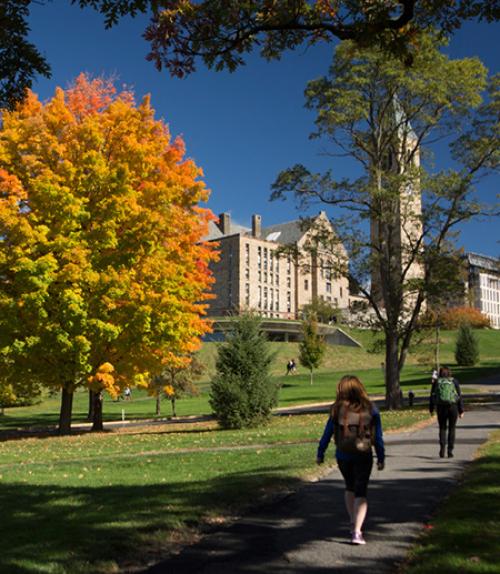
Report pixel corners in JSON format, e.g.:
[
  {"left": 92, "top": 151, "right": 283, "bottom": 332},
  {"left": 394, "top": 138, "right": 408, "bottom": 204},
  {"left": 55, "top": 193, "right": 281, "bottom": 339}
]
[
  {"left": 316, "top": 375, "right": 385, "bottom": 546},
  {"left": 429, "top": 366, "right": 464, "bottom": 458}
]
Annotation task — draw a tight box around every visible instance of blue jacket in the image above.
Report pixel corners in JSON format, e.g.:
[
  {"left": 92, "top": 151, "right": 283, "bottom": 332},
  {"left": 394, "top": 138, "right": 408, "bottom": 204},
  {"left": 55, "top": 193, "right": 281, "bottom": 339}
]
[{"left": 317, "top": 406, "right": 385, "bottom": 463}]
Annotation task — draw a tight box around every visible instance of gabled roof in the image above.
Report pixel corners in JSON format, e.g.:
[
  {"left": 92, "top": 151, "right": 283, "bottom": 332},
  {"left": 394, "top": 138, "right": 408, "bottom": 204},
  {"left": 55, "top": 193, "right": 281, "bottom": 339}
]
[{"left": 260, "top": 220, "right": 304, "bottom": 244}]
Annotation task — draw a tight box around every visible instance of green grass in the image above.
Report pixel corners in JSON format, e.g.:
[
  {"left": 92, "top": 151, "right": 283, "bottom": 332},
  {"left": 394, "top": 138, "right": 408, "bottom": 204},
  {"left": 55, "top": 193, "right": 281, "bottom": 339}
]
[
  {"left": 0, "top": 409, "right": 429, "bottom": 574},
  {"left": 2, "top": 328, "right": 499, "bottom": 430},
  {"left": 403, "top": 430, "right": 500, "bottom": 574}
]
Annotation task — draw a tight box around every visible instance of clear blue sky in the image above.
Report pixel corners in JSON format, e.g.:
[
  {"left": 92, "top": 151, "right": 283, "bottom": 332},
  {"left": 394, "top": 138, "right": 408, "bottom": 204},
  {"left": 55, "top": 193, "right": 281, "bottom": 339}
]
[{"left": 28, "top": 4, "right": 499, "bottom": 257}]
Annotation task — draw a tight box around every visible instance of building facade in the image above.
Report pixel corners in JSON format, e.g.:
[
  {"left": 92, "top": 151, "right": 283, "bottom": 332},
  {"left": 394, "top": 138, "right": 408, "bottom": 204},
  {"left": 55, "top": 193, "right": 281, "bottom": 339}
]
[
  {"left": 466, "top": 253, "right": 500, "bottom": 329},
  {"left": 205, "top": 211, "right": 349, "bottom": 319}
]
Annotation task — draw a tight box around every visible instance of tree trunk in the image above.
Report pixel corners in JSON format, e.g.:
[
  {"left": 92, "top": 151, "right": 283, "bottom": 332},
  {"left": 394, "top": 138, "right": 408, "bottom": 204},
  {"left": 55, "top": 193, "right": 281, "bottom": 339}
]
[
  {"left": 87, "top": 389, "right": 94, "bottom": 421},
  {"left": 58, "top": 386, "right": 74, "bottom": 435},
  {"left": 171, "top": 398, "right": 176, "bottom": 417},
  {"left": 156, "top": 393, "right": 161, "bottom": 416},
  {"left": 91, "top": 391, "right": 104, "bottom": 432},
  {"left": 385, "top": 330, "right": 402, "bottom": 409},
  {"left": 310, "top": 368, "right": 313, "bottom": 385}
]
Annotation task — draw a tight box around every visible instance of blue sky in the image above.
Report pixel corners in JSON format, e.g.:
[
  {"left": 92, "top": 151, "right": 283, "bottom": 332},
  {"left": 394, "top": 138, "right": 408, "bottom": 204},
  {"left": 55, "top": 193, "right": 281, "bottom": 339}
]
[{"left": 28, "top": 4, "right": 499, "bottom": 257}]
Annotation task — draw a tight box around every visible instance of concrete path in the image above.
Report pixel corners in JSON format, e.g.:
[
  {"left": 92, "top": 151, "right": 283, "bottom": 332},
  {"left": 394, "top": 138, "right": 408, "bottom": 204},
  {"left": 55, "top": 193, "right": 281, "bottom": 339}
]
[{"left": 144, "top": 404, "right": 500, "bottom": 574}]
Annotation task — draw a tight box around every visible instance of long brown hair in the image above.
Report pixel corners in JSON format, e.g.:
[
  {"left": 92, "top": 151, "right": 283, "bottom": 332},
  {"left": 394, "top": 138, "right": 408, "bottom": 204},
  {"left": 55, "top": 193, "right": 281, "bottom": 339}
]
[{"left": 331, "top": 375, "right": 372, "bottom": 417}]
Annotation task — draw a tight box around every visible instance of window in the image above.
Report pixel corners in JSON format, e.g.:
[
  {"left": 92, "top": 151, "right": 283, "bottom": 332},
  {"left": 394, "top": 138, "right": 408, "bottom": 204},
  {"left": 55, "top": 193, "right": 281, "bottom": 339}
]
[
  {"left": 287, "top": 256, "right": 291, "bottom": 274},
  {"left": 264, "top": 248, "right": 268, "bottom": 270},
  {"left": 276, "top": 274, "right": 279, "bottom": 286},
  {"left": 264, "top": 287, "right": 268, "bottom": 309},
  {"left": 326, "top": 282, "right": 332, "bottom": 293},
  {"left": 245, "top": 267, "right": 250, "bottom": 280},
  {"left": 245, "top": 283, "right": 250, "bottom": 306},
  {"left": 275, "top": 255, "right": 279, "bottom": 273},
  {"left": 245, "top": 243, "right": 250, "bottom": 266},
  {"left": 264, "top": 272, "right": 268, "bottom": 283},
  {"left": 257, "top": 246, "right": 262, "bottom": 268},
  {"left": 275, "top": 290, "right": 279, "bottom": 311},
  {"left": 258, "top": 270, "right": 262, "bottom": 282},
  {"left": 340, "top": 286, "right": 343, "bottom": 298},
  {"left": 304, "top": 279, "right": 309, "bottom": 291},
  {"left": 287, "top": 292, "right": 291, "bottom": 312},
  {"left": 258, "top": 286, "right": 262, "bottom": 308},
  {"left": 270, "top": 250, "right": 274, "bottom": 272},
  {"left": 287, "top": 276, "right": 291, "bottom": 288}
]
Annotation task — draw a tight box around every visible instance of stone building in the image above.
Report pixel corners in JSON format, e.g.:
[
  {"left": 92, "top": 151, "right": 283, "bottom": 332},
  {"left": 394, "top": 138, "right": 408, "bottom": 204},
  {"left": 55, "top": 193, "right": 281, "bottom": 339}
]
[
  {"left": 466, "top": 253, "right": 500, "bottom": 329},
  {"left": 204, "top": 211, "right": 349, "bottom": 319}
]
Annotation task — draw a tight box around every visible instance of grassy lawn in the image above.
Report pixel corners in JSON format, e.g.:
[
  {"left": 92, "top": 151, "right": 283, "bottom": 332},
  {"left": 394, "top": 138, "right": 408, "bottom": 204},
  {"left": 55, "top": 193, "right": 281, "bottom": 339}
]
[
  {"left": 1, "top": 328, "right": 498, "bottom": 430},
  {"left": 0, "top": 409, "right": 429, "bottom": 574},
  {"left": 403, "top": 430, "right": 500, "bottom": 574}
]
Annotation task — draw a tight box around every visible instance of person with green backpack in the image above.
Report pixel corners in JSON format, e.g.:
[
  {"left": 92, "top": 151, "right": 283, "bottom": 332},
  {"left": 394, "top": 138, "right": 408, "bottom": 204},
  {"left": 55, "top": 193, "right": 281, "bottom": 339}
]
[{"left": 429, "top": 366, "right": 464, "bottom": 458}]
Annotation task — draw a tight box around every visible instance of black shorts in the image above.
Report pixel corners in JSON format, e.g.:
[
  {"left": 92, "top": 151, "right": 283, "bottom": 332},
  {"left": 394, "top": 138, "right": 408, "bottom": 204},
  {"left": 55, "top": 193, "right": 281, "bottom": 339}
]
[{"left": 337, "top": 455, "right": 373, "bottom": 498}]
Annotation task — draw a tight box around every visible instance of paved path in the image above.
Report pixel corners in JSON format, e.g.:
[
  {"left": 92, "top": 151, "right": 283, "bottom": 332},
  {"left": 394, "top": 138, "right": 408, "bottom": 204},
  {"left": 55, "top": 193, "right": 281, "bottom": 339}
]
[{"left": 144, "top": 404, "right": 500, "bottom": 574}]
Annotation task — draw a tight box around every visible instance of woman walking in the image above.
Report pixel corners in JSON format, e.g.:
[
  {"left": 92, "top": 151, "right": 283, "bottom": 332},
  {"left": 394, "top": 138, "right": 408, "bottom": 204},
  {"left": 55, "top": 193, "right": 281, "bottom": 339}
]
[
  {"left": 317, "top": 375, "right": 385, "bottom": 545},
  {"left": 429, "top": 366, "right": 464, "bottom": 458}
]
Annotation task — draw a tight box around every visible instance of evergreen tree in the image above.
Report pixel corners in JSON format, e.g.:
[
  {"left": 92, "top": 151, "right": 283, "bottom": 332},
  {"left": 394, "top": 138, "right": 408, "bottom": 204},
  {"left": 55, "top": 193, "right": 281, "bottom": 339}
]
[
  {"left": 299, "top": 316, "right": 326, "bottom": 385},
  {"left": 209, "top": 314, "right": 277, "bottom": 429},
  {"left": 455, "top": 324, "right": 480, "bottom": 366}
]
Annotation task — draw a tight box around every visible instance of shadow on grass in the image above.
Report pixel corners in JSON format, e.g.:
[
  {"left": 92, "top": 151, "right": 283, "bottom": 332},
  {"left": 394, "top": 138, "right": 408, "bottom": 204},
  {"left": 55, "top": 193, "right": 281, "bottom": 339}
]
[{"left": 0, "top": 467, "right": 306, "bottom": 574}]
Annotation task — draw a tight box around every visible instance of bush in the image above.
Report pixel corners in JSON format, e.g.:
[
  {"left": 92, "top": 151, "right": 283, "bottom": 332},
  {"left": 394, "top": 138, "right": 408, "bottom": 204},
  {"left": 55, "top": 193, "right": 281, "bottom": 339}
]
[
  {"left": 440, "top": 307, "right": 490, "bottom": 329},
  {"left": 455, "top": 324, "right": 480, "bottom": 366},
  {"left": 209, "top": 314, "right": 278, "bottom": 429}
]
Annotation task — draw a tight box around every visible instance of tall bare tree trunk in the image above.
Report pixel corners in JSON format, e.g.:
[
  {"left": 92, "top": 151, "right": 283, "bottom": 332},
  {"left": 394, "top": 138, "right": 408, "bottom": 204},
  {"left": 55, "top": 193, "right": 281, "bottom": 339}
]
[
  {"left": 385, "top": 330, "right": 402, "bottom": 409},
  {"left": 156, "top": 393, "right": 161, "bottom": 416},
  {"left": 91, "top": 391, "right": 104, "bottom": 432},
  {"left": 58, "top": 386, "right": 73, "bottom": 434}
]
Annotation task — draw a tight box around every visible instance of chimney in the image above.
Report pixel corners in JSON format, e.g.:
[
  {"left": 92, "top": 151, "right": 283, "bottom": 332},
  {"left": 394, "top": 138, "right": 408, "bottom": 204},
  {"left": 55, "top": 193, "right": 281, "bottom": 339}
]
[
  {"left": 218, "top": 212, "right": 231, "bottom": 235},
  {"left": 252, "top": 214, "right": 262, "bottom": 238}
]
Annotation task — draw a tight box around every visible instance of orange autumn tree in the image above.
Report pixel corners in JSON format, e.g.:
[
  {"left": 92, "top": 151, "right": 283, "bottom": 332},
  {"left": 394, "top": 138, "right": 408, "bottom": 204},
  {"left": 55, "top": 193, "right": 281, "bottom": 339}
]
[{"left": 0, "top": 74, "right": 217, "bottom": 433}]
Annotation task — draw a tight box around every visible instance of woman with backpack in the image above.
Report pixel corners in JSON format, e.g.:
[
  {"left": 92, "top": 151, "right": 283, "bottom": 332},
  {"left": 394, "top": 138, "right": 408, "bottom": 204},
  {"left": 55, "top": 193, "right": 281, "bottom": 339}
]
[
  {"left": 316, "top": 375, "right": 385, "bottom": 545},
  {"left": 429, "top": 366, "right": 464, "bottom": 458}
]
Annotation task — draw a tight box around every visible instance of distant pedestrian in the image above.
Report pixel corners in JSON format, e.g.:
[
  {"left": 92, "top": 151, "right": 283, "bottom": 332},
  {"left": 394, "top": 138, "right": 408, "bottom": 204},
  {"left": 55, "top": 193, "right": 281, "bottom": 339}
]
[
  {"left": 124, "top": 386, "right": 132, "bottom": 400},
  {"left": 431, "top": 369, "right": 439, "bottom": 384},
  {"left": 317, "top": 375, "right": 385, "bottom": 545},
  {"left": 286, "top": 359, "right": 297, "bottom": 375},
  {"left": 429, "top": 366, "right": 464, "bottom": 458}
]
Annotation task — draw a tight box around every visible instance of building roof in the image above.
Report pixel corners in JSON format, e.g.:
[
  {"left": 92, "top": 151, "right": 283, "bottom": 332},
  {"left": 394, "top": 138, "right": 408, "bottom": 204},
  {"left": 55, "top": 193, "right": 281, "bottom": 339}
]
[
  {"left": 260, "top": 220, "right": 305, "bottom": 244},
  {"left": 203, "top": 212, "right": 331, "bottom": 245},
  {"left": 467, "top": 252, "right": 500, "bottom": 273},
  {"left": 203, "top": 220, "right": 250, "bottom": 241}
]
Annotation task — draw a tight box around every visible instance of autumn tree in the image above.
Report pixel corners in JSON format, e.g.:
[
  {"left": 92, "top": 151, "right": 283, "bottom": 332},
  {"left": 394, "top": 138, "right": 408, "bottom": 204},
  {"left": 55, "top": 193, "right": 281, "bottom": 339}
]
[
  {"left": 271, "top": 34, "right": 498, "bottom": 408},
  {"left": 0, "top": 74, "right": 217, "bottom": 433},
  {"left": 299, "top": 315, "right": 326, "bottom": 385},
  {"left": 2, "top": 1, "right": 499, "bottom": 108}
]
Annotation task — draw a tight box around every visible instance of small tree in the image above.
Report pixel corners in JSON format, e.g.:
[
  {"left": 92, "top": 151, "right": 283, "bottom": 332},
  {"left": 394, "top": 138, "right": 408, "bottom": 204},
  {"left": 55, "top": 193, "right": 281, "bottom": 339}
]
[
  {"left": 209, "top": 314, "right": 277, "bottom": 429},
  {"left": 151, "top": 357, "right": 203, "bottom": 417},
  {"left": 299, "top": 316, "right": 326, "bottom": 385},
  {"left": 455, "top": 324, "right": 480, "bottom": 366}
]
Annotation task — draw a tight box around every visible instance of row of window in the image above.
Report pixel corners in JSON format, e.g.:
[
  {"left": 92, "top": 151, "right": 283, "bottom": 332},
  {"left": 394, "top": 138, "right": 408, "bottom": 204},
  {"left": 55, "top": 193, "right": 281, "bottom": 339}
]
[{"left": 480, "top": 287, "right": 500, "bottom": 304}]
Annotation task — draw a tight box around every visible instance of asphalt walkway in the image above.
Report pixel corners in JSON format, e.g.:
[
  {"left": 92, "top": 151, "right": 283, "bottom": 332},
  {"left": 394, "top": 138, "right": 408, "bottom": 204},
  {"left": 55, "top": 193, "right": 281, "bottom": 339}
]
[{"left": 144, "top": 404, "right": 500, "bottom": 574}]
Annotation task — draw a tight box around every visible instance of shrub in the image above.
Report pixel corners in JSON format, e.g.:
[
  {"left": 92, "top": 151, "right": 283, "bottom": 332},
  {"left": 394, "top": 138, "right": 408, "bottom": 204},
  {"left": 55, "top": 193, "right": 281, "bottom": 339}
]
[
  {"left": 455, "top": 324, "right": 480, "bottom": 366},
  {"left": 209, "top": 314, "right": 278, "bottom": 429},
  {"left": 441, "top": 307, "right": 490, "bottom": 329}
]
